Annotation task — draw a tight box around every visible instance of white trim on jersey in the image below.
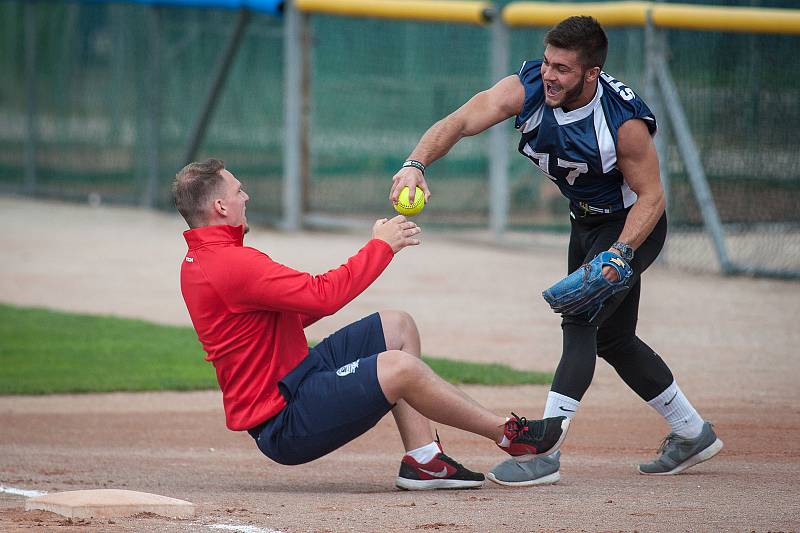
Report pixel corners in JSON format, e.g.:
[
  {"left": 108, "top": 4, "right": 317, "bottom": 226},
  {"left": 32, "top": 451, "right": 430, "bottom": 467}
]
[
  {"left": 640, "top": 115, "right": 657, "bottom": 136},
  {"left": 521, "top": 104, "right": 544, "bottom": 134},
  {"left": 553, "top": 84, "right": 603, "bottom": 126},
  {"left": 621, "top": 180, "right": 638, "bottom": 208},
  {"left": 593, "top": 103, "right": 617, "bottom": 174}
]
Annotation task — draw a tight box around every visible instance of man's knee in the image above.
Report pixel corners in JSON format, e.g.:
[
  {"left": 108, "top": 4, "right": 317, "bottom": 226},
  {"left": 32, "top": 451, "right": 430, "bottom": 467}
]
[
  {"left": 380, "top": 347, "right": 423, "bottom": 372},
  {"left": 597, "top": 332, "right": 660, "bottom": 370},
  {"left": 598, "top": 331, "right": 630, "bottom": 354},
  {"left": 379, "top": 310, "right": 419, "bottom": 352},
  {"left": 596, "top": 330, "right": 637, "bottom": 364},
  {"left": 376, "top": 349, "right": 426, "bottom": 402}
]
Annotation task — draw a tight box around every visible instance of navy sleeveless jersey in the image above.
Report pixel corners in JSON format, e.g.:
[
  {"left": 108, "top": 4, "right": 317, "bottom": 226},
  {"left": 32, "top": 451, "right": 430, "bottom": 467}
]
[{"left": 515, "top": 60, "right": 657, "bottom": 215}]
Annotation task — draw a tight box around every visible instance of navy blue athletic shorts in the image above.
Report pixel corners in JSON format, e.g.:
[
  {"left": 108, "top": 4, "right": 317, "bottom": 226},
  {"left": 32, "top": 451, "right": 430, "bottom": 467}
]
[{"left": 247, "top": 312, "right": 393, "bottom": 465}]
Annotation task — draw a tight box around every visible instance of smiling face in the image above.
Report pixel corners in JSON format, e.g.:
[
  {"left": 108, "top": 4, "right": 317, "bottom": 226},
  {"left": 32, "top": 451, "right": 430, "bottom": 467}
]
[
  {"left": 540, "top": 45, "right": 600, "bottom": 111},
  {"left": 216, "top": 169, "right": 250, "bottom": 233}
]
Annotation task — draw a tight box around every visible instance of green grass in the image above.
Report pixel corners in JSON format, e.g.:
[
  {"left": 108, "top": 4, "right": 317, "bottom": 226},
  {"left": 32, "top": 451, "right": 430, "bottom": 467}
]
[
  {"left": 422, "top": 357, "right": 551, "bottom": 386},
  {"left": 0, "top": 304, "right": 217, "bottom": 394},
  {"left": 0, "top": 304, "right": 551, "bottom": 395}
]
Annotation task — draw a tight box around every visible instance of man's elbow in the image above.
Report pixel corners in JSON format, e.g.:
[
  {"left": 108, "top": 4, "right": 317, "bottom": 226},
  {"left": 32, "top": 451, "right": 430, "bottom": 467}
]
[
  {"left": 451, "top": 90, "right": 497, "bottom": 137},
  {"left": 638, "top": 187, "right": 666, "bottom": 215},
  {"left": 321, "top": 304, "right": 339, "bottom": 317},
  {"left": 437, "top": 112, "right": 470, "bottom": 141},
  {"left": 314, "top": 299, "right": 342, "bottom": 317},
  {"left": 302, "top": 301, "right": 336, "bottom": 317},
  {"left": 654, "top": 188, "right": 666, "bottom": 214}
]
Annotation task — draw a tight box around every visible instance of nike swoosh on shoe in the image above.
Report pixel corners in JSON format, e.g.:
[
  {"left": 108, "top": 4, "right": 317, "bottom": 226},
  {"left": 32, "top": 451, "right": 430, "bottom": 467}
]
[{"left": 419, "top": 466, "right": 449, "bottom": 478}]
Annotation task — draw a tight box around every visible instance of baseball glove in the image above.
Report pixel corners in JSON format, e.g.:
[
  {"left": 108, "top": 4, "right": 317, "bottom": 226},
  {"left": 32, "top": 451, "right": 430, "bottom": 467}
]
[{"left": 542, "top": 251, "right": 633, "bottom": 319}]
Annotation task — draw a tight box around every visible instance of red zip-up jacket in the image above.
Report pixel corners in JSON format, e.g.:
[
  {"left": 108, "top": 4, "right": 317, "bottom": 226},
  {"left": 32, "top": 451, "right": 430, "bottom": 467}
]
[{"left": 180, "top": 225, "right": 394, "bottom": 431}]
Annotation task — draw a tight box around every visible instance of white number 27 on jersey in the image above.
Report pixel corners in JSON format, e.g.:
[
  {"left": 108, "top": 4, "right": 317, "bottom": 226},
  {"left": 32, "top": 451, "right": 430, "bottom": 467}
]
[{"left": 527, "top": 149, "right": 588, "bottom": 185}]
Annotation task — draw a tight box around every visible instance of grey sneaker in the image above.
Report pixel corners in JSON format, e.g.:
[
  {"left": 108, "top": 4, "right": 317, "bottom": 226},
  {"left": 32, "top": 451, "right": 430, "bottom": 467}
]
[
  {"left": 638, "top": 422, "right": 723, "bottom": 475},
  {"left": 487, "top": 452, "right": 561, "bottom": 487}
]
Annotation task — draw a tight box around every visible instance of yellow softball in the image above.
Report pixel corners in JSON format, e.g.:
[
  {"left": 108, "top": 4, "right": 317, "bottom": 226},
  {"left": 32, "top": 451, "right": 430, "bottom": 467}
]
[{"left": 394, "top": 186, "right": 425, "bottom": 216}]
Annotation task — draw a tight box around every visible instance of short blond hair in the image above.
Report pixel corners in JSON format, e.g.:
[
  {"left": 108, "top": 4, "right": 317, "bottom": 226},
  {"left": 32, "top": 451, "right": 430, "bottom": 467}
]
[{"left": 172, "top": 158, "right": 225, "bottom": 228}]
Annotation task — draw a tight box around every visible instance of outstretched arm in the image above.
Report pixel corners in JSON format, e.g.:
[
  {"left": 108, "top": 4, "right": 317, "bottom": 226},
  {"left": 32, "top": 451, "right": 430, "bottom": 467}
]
[
  {"left": 389, "top": 74, "right": 525, "bottom": 205},
  {"left": 225, "top": 216, "right": 421, "bottom": 318},
  {"left": 298, "top": 215, "right": 422, "bottom": 326}
]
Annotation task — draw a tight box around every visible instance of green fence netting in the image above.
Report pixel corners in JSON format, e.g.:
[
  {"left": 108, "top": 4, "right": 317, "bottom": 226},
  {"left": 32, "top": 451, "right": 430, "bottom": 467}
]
[{"left": 2, "top": 0, "right": 798, "bottom": 274}]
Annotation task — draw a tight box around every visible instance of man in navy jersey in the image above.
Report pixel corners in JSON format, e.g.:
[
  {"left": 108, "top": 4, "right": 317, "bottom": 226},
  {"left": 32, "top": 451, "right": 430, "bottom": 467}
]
[{"left": 390, "top": 16, "right": 722, "bottom": 486}]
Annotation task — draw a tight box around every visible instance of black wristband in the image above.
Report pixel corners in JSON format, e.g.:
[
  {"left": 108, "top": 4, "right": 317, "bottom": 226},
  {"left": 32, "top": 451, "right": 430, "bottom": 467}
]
[{"left": 402, "top": 160, "right": 426, "bottom": 174}]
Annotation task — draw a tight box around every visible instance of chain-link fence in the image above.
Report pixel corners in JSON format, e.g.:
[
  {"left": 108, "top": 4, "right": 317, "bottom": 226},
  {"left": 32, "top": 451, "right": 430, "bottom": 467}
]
[
  {"left": 2, "top": 0, "right": 798, "bottom": 275},
  {"left": 0, "top": 3, "right": 285, "bottom": 219}
]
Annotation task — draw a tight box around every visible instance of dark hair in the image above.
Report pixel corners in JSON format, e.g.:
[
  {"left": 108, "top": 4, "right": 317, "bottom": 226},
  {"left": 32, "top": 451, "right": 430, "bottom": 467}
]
[
  {"left": 544, "top": 16, "right": 608, "bottom": 69},
  {"left": 172, "top": 158, "right": 226, "bottom": 228}
]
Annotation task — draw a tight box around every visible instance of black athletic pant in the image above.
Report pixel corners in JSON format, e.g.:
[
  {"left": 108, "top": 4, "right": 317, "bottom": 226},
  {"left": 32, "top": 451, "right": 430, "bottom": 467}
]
[{"left": 551, "top": 207, "right": 674, "bottom": 403}]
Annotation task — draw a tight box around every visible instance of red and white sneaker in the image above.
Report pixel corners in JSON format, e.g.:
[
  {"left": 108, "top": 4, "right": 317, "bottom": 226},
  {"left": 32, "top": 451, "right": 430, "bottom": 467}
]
[
  {"left": 498, "top": 413, "right": 570, "bottom": 460},
  {"left": 395, "top": 442, "right": 484, "bottom": 490}
]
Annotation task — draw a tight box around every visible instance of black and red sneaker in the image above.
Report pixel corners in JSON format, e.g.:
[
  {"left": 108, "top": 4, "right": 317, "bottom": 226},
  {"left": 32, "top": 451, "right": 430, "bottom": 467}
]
[
  {"left": 395, "top": 443, "right": 484, "bottom": 491},
  {"left": 498, "top": 413, "right": 570, "bottom": 459}
]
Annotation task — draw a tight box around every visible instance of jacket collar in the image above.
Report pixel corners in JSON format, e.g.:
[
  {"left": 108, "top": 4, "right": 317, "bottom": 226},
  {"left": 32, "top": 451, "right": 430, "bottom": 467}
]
[{"left": 183, "top": 225, "right": 245, "bottom": 250}]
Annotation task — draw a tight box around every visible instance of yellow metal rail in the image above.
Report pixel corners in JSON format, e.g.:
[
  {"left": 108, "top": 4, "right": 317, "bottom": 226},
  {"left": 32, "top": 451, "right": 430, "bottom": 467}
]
[
  {"left": 294, "top": 0, "right": 493, "bottom": 25},
  {"left": 503, "top": 1, "right": 800, "bottom": 35},
  {"left": 504, "top": 1, "right": 649, "bottom": 28},
  {"left": 652, "top": 4, "right": 800, "bottom": 35}
]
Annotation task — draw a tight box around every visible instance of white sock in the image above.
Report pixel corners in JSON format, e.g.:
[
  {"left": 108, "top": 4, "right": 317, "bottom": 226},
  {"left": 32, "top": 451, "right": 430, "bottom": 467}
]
[
  {"left": 647, "top": 381, "right": 704, "bottom": 439},
  {"left": 497, "top": 394, "right": 579, "bottom": 450},
  {"left": 497, "top": 417, "right": 511, "bottom": 447},
  {"left": 406, "top": 441, "right": 440, "bottom": 464},
  {"left": 543, "top": 391, "right": 580, "bottom": 420}
]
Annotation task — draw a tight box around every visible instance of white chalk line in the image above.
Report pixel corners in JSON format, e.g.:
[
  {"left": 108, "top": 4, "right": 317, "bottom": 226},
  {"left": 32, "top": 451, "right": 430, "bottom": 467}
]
[
  {"left": 209, "top": 525, "right": 285, "bottom": 533},
  {"left": 0, "top": 485, "right": 48, "bottom": 497}
]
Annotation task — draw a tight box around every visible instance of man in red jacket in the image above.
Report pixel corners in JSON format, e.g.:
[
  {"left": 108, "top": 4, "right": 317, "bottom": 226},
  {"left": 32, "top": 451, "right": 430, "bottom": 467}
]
[{"left": 174, "top": 158, "right": 568, "bottom": 490}]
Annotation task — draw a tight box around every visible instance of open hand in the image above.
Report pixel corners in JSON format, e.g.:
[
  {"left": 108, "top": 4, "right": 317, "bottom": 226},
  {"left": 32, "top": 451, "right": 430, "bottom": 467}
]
[{"left": 372, "top": 215, "right": 422, "bottom": 253}]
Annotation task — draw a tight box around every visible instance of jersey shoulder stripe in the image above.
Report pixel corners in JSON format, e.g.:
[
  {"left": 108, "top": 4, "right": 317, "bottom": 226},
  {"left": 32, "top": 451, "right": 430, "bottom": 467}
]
[
  {"left": 515, "top": 60, "right": 545, "bottom": 131},
  {"left": 598, "top": 71, "right": 657, "bottom": 142}
]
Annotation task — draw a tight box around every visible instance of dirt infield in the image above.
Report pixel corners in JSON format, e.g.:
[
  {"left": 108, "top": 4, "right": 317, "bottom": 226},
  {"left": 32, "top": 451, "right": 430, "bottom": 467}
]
[{"left": 1, "top": 196, "right": 799, "bottom": 532}]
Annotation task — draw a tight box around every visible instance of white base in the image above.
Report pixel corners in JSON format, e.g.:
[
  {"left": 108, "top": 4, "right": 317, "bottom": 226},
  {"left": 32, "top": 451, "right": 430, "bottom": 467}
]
[{"left": 25, "top": 489, "right": 194, "bottom": 519}]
